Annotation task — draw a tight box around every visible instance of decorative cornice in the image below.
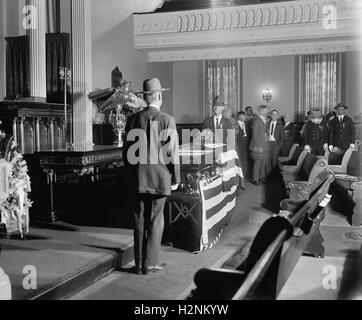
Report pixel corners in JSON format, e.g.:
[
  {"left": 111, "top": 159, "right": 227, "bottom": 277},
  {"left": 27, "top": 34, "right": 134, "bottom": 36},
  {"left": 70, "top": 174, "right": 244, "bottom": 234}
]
[{"left": 134, "top": 0, "right": 362, "bottom": 62}]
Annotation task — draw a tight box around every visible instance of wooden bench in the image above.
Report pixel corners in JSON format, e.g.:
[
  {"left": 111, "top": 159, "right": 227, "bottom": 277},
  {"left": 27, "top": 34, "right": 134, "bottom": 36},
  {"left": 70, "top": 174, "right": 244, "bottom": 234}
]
[
  {"left": 330, "top": 151, "right": 362, "bottom": 226},
  {"left": 282, "top": 151, "right": 328, "bottom": 194},
  {"left": 327, "top": 148, "right": 354, "bottom": 174},
  {"left": 278, "top": 144, "right": 303, "bottom": 169},
  {"left": 187, "top": 173, "right": 335, "bottom": 300}
]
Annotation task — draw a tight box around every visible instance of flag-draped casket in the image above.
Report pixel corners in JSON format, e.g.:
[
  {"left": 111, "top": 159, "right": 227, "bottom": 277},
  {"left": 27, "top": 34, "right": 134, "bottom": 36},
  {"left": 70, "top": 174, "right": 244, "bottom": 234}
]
[{"left": 164, "top": 145, "right": 243, "bottom": 253}]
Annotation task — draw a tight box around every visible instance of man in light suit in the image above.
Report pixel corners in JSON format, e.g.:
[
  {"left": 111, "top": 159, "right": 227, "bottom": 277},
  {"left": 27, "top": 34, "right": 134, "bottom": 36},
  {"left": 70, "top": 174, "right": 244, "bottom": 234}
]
[
  {"left": 267, "top": 110, "right": 285, "bottom": 171},
  {"left": 203, "top": 96, "right": 235, "bottom": 146},
  {"left": 123, "top": 78, "right": 180, "bottom": 275},
  {"left": 249, "top": 105, "right": 270, "bottom": 185}
]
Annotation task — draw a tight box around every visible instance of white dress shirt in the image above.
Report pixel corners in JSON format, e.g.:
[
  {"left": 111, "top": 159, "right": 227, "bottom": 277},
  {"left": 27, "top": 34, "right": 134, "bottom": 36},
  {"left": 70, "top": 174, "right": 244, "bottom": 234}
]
[
  {"left": 269, "top": 121, "right": 277, "bottom": 142},
  {"left": 238, "top": 121, "right": 247, "bottom": 137},
  {"left": 214, "top": 116, "right": 223, "bottom": 129},
  {"left": 338, "top": 115, "right": 345, "bottom": 123}
]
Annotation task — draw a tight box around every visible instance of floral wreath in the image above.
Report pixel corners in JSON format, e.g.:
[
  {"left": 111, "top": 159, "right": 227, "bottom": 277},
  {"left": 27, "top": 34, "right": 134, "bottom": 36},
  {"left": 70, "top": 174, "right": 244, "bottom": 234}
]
[{"left": 0, "top": 137, "right": 32, "bottom": 238}]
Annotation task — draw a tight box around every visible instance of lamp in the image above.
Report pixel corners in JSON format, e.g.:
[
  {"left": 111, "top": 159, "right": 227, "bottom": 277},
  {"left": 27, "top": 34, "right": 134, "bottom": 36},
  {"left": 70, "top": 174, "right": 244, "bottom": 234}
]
[{"left": 262, "top": 88, "right": 272, "bottom": 103}]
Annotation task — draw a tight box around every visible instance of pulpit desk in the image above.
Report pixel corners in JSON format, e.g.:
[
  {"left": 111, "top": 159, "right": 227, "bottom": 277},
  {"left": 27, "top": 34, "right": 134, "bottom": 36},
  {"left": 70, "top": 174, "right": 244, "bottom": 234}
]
[{"left": 35, "top": 146, "right": 123, "bottom": 223}]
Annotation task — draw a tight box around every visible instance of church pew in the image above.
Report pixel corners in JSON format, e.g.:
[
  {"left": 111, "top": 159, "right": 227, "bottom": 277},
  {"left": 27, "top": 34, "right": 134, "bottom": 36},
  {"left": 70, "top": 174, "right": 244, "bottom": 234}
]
[
  {"left": 330, "top": 151, "right": 362, "bottom": 226},
  {"left": 280, "top": 149, "right": 308, "bottom": 180},
  {"left": 327, "top": 148, "right": 354, "bottom": 174},
  {"left": 187, "top": 172, "right": 335, "bottom": 300},
  {"left": 278, "top": 144, "right": 300, "bottom": 167},
  {"left": 286, "top": 155, "right": 328, "bottom": 201},
  {"left": 282, "top": 151, "right": 327, "bottom": 185}
]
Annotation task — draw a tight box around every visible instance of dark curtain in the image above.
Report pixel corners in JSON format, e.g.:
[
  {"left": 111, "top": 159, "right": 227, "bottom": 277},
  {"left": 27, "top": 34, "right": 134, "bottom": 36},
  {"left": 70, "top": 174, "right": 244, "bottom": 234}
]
[
  {"left": 46, "top": 33, "right": 71, "bottom": 103},
  {"left": 5, "top": 36, "right": 30, "bottom": 100}
]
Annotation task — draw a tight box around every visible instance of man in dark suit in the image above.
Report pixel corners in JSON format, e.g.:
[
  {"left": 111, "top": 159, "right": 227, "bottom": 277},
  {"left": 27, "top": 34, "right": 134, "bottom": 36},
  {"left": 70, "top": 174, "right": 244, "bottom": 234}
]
[
  {"left": 267, "top": 109, "right": 285, "bottom": 171},
  {"left": 236, "top": 111, "right": 250, "bottom": 178},
  {"left": 302, "top": 109, "right": 329, "bottom": 156},
  {"left": 281, "top": 114, "right": 300, "bottom": 156},
  {"left": 249, "top": 105, "right": 270, "bottom": 185},
  {"left": 123, "top": 78, "right": 180, "bottom": 275},
  {"left": 203, "top": 96, "right": 235, "bottom": 147},
  {"left": 329, "top": 103, "right": 356, "bottom": 152}
]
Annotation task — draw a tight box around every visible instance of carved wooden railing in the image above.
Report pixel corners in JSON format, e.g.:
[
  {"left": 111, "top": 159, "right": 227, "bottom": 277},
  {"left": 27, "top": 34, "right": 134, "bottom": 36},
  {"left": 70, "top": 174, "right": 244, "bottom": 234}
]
[{"left": 134, "top": 0, "right": 362, "bottom": 61}]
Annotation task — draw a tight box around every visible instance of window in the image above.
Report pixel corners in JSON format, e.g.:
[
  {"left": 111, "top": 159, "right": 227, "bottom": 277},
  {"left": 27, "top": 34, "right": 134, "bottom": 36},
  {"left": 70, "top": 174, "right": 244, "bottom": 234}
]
[
  {"left": 299, "top": 53, "right": 341, "bottom": 121},
  {"left": 205, "top": 59, "right": 240, "bottom": 117}
]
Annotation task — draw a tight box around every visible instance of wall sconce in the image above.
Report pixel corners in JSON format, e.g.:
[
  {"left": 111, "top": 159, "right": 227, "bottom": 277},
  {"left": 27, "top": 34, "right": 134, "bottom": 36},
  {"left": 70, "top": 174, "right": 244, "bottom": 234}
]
[{"left": 262, "top": 88, "right": 272, "bottom": 103}]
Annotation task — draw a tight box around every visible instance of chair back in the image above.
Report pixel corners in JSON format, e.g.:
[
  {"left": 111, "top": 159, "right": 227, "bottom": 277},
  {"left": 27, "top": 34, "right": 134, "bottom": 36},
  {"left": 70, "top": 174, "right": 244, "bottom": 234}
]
[
  {"left": 347, "top": 151, "right": 362, "bottom": 177},
  {"left": 300, "top": 153, "right": 318, "bottom": 181},
  {"left": 289, "top": 146, "right": 303, "bottom": 166}
]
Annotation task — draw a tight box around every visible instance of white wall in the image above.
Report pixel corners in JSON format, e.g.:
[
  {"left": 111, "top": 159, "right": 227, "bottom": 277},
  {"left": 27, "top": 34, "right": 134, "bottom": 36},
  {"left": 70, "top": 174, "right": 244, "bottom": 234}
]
[
  {"left": 242, "top": 56, "right": 297, "bottom": 117},
  {"left": 91, "top": 0, "right": 173, "bottom": 115},
  {"left": 344, "top": 52, "right": 362, "bottom": 121},
  {"left": 172, "top": 61, "right": 204, "bottom": 123}
]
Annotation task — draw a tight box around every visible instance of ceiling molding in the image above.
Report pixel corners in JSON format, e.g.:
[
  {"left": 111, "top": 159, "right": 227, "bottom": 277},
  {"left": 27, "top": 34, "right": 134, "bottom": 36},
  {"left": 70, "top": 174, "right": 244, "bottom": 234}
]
[{"left": 133, "top": 0, "right": 362, "bottom": 62}]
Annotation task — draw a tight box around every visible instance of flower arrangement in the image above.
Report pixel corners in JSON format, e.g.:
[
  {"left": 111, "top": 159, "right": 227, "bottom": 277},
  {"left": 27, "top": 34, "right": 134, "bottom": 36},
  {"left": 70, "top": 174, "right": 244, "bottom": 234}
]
[
  {"left": 0, "top": 139, "right": 32, "bottom": 238},
  {"left": 194, "top": 129, "right": 214, "bottom": 145},
  {"left": 99, "top": 80, "right": 145, "bottom": 146}
]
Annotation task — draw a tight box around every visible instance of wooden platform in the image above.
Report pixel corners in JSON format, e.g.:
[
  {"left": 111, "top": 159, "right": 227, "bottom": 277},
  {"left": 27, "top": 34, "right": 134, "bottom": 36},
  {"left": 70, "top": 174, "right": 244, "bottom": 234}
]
[{"left": 0, "top": 223, "right": 134, "bottom": 300}]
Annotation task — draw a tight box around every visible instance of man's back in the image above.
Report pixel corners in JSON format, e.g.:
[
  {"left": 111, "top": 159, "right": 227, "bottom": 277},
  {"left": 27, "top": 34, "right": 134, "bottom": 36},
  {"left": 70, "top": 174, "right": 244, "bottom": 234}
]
[
  {"left": 124, "top": 106, "right": 180, "bottom": 196},
  {"left": 249, "top": 116, "right": 268, "bottom": 153}
]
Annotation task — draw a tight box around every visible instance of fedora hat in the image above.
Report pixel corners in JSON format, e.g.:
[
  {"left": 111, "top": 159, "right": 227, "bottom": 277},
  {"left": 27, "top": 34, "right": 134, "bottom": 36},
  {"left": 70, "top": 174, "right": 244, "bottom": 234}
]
[
  {"left": 212, "top": 96, "right": 226, "bottom": 107},
  {"left": 335, "top": 103, "right": 349, "bottom": 110},
  {"left": 136, "top": 78, "right": 170, "bottom": 95}
]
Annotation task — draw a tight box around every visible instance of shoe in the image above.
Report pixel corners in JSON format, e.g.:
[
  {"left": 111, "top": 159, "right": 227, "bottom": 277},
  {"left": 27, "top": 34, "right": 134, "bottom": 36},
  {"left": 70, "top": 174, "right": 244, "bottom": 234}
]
[
  {"left": 134, "top": 266, "right": 143, "bottom": 275},
  {"left": 143, "top": 263, "right": 167, "bottom": 275}
]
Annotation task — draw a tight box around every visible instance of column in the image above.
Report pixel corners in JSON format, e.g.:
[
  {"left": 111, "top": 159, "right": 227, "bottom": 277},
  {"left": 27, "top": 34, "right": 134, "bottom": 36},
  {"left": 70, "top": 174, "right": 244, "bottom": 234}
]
[
  {"left": 29, "top": 0, "right": 47, "bottom": 102},
  {"left": 71, "top": 0, "right": 93, "bottom": 148},
  {"left": 0, "top": 267, "right": 11, "bottom": 300}
]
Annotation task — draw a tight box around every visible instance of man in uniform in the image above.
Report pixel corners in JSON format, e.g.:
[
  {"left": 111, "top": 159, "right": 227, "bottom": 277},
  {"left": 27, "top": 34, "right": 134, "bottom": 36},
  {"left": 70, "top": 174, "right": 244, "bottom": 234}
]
[
  {"left": 302, "top": 109, "right": 329, "bottom": 156},
  {"left": 329, "top": 103, "right": 356, "bottom": 153},
  {"left": 123, "top": 78, "right": 180, "bottom": 275}
]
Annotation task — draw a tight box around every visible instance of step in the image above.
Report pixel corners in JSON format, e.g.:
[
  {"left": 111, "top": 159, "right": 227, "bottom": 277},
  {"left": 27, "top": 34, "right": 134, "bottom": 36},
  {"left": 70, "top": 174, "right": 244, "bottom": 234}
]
[{"left": 0, "top": 224, "right": 134, "bottom": 300}]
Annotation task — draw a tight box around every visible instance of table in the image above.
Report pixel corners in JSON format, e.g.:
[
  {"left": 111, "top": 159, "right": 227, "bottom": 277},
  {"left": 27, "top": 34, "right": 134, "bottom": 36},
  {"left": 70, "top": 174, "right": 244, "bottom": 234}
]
[
  {"left": 35, "top": 145, "right": 123, "bottom": 223},
  {"left": 165, "top": 145, "right": 243, "bottom": 253}
]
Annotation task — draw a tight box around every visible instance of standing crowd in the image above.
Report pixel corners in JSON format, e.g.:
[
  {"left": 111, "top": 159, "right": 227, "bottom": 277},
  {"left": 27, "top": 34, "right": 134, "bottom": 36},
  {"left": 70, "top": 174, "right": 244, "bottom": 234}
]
[{"left": 204, "top": 98, "right": 358, "bottom": 186}]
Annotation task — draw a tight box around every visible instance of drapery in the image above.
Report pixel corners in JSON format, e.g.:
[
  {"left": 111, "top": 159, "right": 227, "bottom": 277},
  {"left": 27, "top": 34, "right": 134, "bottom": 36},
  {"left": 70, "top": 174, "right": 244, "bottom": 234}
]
[
  {"left": 46, "top": 33, "right": 71, "bottom": 103},
  {"left": 46, "top": 0, "right": 61, "bottom": 33},
  {"left": 206, "top": 59, "right": 239, "bottom": 117},
  {"left": 5, "top": 37, "right": 30, "bottom": 100},
  {"left": 299, "top": 53, "right": 339, "bottom": 121}
]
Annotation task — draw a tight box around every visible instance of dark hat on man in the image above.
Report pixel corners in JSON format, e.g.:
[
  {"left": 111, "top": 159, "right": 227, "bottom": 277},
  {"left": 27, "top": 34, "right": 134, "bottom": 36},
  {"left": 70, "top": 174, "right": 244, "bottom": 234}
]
[
  {"left": 212, "top": 96, "right": 226, "bottom": 107},
  {"left": 335, "top": 103, "right": 349, "bottom": 110},
  {"left": 136, "top": 78, "right": 170, "bottom": 94}
]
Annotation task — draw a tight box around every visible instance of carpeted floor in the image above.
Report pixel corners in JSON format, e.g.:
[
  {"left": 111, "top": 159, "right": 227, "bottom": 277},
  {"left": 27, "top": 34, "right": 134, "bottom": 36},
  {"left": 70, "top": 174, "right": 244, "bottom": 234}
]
[
  {"left": 279, "top": 207, "right": 362, "bottom": 300},
  {"left": 0, "top": 224, "right": 133, "bottom": 300},
  {"left": 69, "top": 181, "right": 275, "bottom": 300}
]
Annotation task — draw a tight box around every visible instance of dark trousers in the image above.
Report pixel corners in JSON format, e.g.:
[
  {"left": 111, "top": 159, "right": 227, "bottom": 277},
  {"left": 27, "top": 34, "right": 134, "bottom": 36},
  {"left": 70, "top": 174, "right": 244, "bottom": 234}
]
[
  {"left": 237, "top": 137, "right": 249, "bottom": 178},
  {"left": 134, "top": 194, "right": 166, "bottom": 269},
  {"left": 250, "top": 151, "right": 267, "bottom": 182},
  {"left": 269, "top": 141, "right": 281, "bottom": 170}
]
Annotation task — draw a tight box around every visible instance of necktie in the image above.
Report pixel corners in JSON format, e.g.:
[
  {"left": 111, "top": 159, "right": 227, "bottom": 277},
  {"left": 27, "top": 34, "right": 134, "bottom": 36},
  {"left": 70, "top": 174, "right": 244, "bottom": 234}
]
[
  {"left": 271, "top": 123, "right": 275, "bottom": 137},
  {"left": 216, "top": 118, "right": 220, "bottom": 129}
]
